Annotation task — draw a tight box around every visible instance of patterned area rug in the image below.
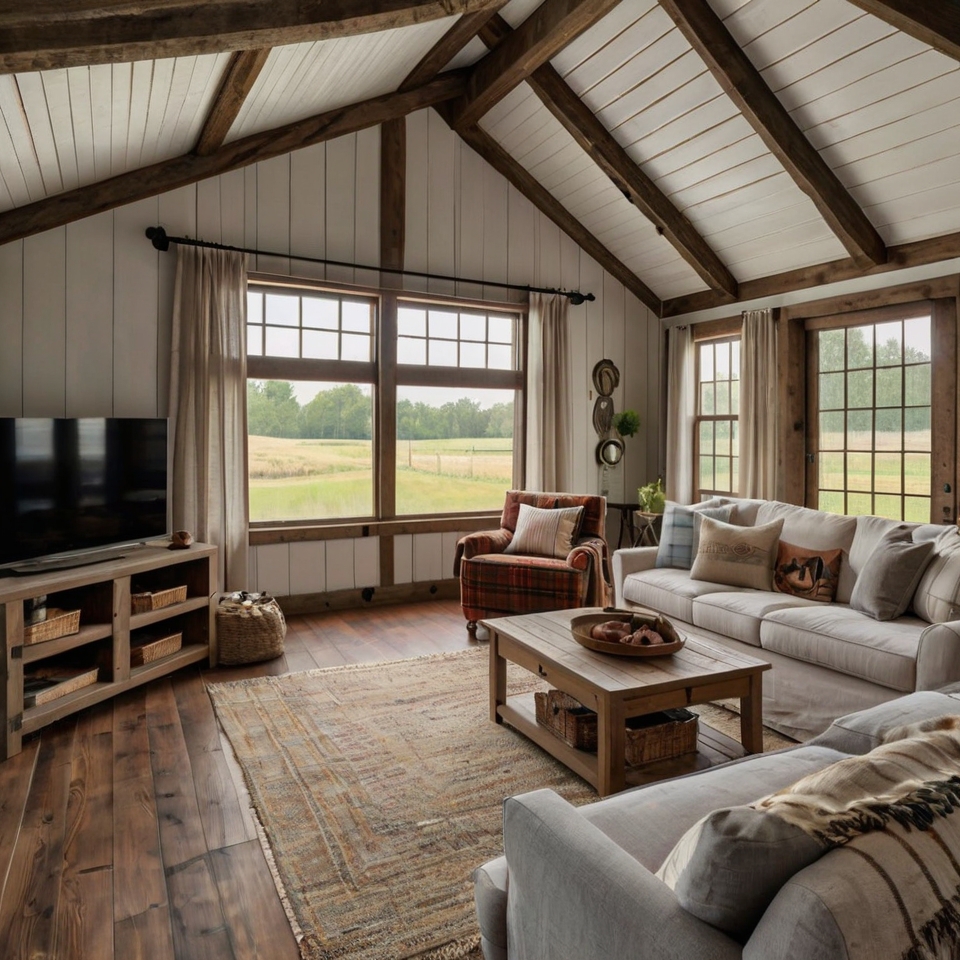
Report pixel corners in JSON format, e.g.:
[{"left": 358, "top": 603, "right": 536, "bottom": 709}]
[{"left": 207, "top": 648, "right": 794, "bottom": 960}]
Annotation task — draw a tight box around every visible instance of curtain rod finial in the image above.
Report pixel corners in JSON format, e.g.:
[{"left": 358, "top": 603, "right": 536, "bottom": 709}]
[{"left": 145, "top": 226, "right": 169, "bottom": 251}]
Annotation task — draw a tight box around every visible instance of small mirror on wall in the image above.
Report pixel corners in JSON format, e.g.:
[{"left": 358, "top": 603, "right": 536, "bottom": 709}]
[{"left": 596, "top": 437, "right": 624, "bottom": 466}]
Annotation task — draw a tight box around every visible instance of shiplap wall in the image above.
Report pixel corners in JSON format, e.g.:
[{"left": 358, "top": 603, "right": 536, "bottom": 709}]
[{"left": 0, "top": 109, "right": 661, "bottom": 597}]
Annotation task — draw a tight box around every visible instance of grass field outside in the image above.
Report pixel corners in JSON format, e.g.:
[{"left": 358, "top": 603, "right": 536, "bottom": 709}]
[{"left": 249, "top": 435, "right": 513, "bottom": 520}]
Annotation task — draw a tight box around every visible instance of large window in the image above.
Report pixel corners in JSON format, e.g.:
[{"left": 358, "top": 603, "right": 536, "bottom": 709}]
[
  {"left": 695, "top": 335, "right": 740, "bottom": 499},
  {"left": 246, "top": 281, "right": 524, "bottom": 524},
  {"left": 809, "top": 308, "right": 932, "bottom": 522}
]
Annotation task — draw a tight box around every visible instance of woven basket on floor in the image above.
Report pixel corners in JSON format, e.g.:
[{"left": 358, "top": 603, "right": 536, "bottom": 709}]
[{"left": 216, "top": 592, "right": 286, "bottom": 665}]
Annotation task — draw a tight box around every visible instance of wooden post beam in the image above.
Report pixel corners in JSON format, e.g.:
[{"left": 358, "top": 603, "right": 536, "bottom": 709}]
[
  {"left": 436, "top": 105, "right": 662, "bottom": 314},
  {"left": 194, "top": 49, "right": 271, "bottom": 156},
  {"left": 845, "top": 1, "right": 960, "bottom": 62},
  {"left": 477, "top": 14, "right": 738, "bottom": 299},
  {"left": 658, "top": 0, "right": 888, "bottom": 269},
  {"left": 0, "top": 0, "right": 506, "bottom": 73},
  {"left": 0, "top": 72, "right": 465, "bottom": 246},
  {"left": 450, "top": 0, "right": 622, "bottom": 129}
]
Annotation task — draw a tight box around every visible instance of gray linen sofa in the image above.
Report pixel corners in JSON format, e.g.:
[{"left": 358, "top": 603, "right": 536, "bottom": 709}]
[
  {"left": 473, "top": 690, "right": 960, "bottom": 960},
  {"left": 613, "top": 499, "right": 960, "bottom": 740}
]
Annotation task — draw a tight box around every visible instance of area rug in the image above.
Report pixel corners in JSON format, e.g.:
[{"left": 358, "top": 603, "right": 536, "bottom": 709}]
[
  {"left": 208, "top": 648, "right": 794, "bottom": 960},
  {"left": 207, "top": 648, "right": 596, "bottom": 960}
]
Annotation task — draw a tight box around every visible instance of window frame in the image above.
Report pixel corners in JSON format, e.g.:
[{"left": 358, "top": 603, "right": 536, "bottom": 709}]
[{"left": 246, "top": 275, "right": 527, "bottom": 529}]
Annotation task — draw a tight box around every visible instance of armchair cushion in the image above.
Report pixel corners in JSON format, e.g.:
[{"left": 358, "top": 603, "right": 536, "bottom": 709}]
[{"left": 504, "top": 503, "right": 584, "bottom": 558}]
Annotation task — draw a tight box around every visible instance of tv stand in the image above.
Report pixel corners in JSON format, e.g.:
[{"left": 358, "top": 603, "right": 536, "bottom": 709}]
[
  {"left": 0, "top": 544, "right": 218, "bottom": 760},
  {"left": 7, "top": 546, "right": 133, "bottom": 575}
]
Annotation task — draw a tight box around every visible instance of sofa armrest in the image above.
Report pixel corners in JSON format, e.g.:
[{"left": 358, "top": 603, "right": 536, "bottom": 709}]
[
  {"left": 502, "top": 789, "right": 742, "bottom": 960},
  {"left": 613, "top": 546, "right": 658, "bottom": 606},
  {"left": 453, "top": 529, "right": 512, "bottom": 576},
  {"left": 915, "top": 619, "right": 960, "bottom": 690}
]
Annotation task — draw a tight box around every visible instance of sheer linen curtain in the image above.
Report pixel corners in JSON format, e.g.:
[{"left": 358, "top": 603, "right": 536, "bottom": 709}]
[
  {"left": 739, "top": 308, "right": 778, "bottom": 499},
  {"left": 168, "top": 246, "right": 249, "bottom": 592},
  {"left": 526, "top": 293, "right": 571, "bottom": 491},
  {"left": 664, "top": 324, "right": 696, "bottom": 503}
]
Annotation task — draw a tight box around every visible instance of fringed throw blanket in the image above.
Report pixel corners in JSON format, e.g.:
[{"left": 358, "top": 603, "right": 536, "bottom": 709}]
[{"left": 754, "top": 716, "right": 960, "bottom": 960}]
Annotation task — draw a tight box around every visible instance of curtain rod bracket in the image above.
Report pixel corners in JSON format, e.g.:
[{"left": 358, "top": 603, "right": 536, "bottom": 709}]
[{"left": 144, "top": 226, "right": 594, "bottom": 303}]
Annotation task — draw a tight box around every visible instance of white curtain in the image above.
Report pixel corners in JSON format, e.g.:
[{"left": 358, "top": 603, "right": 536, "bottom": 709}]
[
  {"left": 526, "top": 293, "right": 571, "bottom": 491},
  {"left": 739, "top": 308, "right": 778, "bottom": 499},
  {"left": 664, "top": 324, "right": 695, "bottom": 503},
  {"left": 169, "top": 246, "right": 249, "bottom": 592}
]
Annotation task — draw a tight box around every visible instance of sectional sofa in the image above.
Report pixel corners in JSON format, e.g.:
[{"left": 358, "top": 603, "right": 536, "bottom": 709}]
[{"left": 613, "top": 499, "right": 960, "bottom": 740}]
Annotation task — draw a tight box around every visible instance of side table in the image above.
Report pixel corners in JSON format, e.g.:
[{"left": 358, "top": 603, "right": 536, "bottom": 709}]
[{"left": 607, "top": 502, "right": 641, "bottom": 548}]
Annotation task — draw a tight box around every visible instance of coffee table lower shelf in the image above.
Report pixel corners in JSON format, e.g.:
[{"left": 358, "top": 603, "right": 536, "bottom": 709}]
[{"left": 499, "top": 692, "right": 748, "bottom": 792}]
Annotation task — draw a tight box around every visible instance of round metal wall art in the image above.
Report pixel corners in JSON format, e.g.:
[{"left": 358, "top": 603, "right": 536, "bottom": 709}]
[{"left": 596, "top": 437, "right": 624, "bottom": 466}]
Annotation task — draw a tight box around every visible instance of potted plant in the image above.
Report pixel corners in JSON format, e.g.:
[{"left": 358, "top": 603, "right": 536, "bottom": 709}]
[
  {"left": 638, "top": 477, "right": 665, "bottom": 514},
  {"left": 612, "top": 409, "right": 640, "bottom": 438}
]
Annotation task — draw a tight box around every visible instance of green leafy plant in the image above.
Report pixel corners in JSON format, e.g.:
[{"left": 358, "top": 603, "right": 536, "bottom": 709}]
[
  {"left": 638, "top": 477, "right": 665, "bottom": 514},
  {"left": 612, "top": 409, "right": 640, "bottom": 438}
]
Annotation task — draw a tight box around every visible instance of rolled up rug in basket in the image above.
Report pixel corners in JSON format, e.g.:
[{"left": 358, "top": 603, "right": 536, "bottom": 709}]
[{"left": 216, "top": 591, "right": 286, "bottom": 665}]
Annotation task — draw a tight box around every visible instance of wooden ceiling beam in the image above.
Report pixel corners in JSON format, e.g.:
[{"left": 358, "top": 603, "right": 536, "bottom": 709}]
[
  {"left": 477, "top": 14, "right": 737, "bottom": 299},
  {"left": 661, "top": 229, "right": 960, "bottom": 318},
  {"left": 0, "top": 72, "right": 465, "bottom": 246},
  {"left": 844, "top": 1, "right": 960, "bottom": 62},
  {"left": 450, "top": 0, "right": 622, "bottom": 130},
  {"left": 194, "top": 48, "right": 270, "bottom": 156},
  {"left": 0, "top": 0, "right": 505, "bottom": 73},
  {"left": 399, "top": 1, "right": 509, "bottom": 91},
  {"left": 435, "top": 104, "right": 661, "bottom": 314},
  {"left": 658, "top": 0, "right": 888, "bottom": 269}
]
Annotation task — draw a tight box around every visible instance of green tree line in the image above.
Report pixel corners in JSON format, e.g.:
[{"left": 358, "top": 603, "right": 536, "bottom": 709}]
[{"left": 248, "top": 381, "right": 513, "bottom": 440}]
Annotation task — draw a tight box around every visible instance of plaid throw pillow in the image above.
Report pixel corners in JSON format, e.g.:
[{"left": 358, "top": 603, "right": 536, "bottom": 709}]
[
  {"left": 504, "top": 503, "right": 584, "bottom": 559},
  {"left": 655, "top": 502, "right": 734, "bottom": 570}
]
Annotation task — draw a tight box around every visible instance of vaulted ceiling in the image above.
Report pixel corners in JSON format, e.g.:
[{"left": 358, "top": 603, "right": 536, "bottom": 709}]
[{"left": 0, "top": 0, "right": 958, "bottom": 317}]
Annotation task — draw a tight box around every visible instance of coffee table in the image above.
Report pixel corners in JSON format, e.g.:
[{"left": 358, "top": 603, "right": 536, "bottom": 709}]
[{"left": 484, "top": 608, "right": 771, "bottom": 797}]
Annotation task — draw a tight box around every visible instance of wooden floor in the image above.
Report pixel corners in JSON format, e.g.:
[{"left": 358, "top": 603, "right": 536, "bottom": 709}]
[
  {"left": 0, "top": 598, "right": 479, "bottom": 960},
  {"left": 0, "top": 598, "right": 748, "bottom": 960}
]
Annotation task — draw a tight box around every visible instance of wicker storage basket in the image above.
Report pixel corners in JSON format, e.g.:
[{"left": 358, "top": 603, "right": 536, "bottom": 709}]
[
  {"left": 23, "top": 608, "right": 81, "bottom": 645},
  {"left": 535, "top": 689, "right": 698, "bottom": 764},
  {"left": 131, "top": 585, "right": 187, "bottom": 613},
  {"left": 130, "top": 631, "right": 183, "bottom": 666},
  {"left": 216, "top": 592, "right": 286, "bottom": 665}
]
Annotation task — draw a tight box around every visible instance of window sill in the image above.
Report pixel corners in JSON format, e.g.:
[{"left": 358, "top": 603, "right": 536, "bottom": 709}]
[{"left": 248, "top": 513, "right": 501, "bottom": 546}]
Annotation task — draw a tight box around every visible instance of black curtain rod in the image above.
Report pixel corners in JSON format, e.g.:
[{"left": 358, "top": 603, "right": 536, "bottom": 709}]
[{"left": 145, "top": 226, "right": 595, "bottom": 304}]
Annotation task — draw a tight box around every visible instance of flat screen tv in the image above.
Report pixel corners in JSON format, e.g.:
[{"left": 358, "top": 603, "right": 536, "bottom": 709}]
[{"left": 0, "top": 418, "right": 169, "bottom": 572}]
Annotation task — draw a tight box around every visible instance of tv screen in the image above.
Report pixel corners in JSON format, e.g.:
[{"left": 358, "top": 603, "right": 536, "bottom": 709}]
[{"left": 0, "top": 418, "right": 169, "bottom": 570}]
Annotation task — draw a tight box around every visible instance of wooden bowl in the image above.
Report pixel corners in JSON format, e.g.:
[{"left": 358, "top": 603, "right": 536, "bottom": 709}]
[{"left": 570, "top": 610, "right": 685, "bottom": 657}]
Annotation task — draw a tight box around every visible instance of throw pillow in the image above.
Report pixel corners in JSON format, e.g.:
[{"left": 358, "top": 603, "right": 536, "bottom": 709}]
[
  {"left": 912, "top": 527, "right": 960, "bottom": 624},
  {"left": 773, "top": 540, "right": 842, "bottom": 602},
  {"left": 655, "top": 805, "right": 825, "bottom": 941},
  {"left": 503, "top": 503, "right": 583, "bottom": 559},
  {"left": 655, "top": 502, "right": 735, "bottom": 570},
  {"left": 689, "top": 516, "right": 784, "bottom": 590},
  {"left": 849, "top": 525, "right": 935, "bottom": 621}
]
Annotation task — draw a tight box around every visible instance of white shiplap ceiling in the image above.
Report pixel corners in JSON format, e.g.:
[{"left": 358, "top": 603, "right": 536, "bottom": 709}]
[{"left": 0, "top": 0, "right": 958, "bottom": 315}]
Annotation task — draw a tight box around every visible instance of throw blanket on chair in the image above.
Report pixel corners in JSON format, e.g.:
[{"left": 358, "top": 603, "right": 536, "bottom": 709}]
[
  {"left": 569, "top": 536, "right": 613, "bottom": 608},
  {"left": 754, "top": 716, "right": 960, "bottom": 960}
]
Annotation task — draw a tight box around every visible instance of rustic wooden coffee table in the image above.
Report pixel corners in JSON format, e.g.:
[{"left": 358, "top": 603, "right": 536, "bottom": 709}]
[{"left": 484, "top": 607, "right": 771, "bottom": 797}]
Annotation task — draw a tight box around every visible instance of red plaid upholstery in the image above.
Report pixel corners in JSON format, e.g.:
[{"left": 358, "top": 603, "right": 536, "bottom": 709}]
[{"left": 455, "top": 492, "right": 612, "bottom": 625}]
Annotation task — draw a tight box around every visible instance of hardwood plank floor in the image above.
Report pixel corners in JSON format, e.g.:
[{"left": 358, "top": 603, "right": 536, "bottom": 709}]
[{"left": 0, "top": 599, "right": 476, "bottom": 960}]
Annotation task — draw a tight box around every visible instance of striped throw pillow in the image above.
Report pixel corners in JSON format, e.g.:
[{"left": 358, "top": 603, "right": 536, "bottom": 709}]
[{"left": 504, "top": 503, "right": 584, "bottom": 559}]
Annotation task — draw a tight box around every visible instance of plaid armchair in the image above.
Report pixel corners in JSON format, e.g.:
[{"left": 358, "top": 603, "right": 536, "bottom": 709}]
[{"left": 453, "top": 491, "right": 612, "bottom": 638}]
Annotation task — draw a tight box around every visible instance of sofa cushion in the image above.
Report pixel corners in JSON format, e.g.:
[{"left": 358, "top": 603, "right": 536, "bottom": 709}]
[
  {"left": 655, "top": 502, "right": 734, "bottom": 570},
  {"left": 849, "top": 525, "right": 935, "bottom": 621},
  {"left": 692, "top": 591, "right": 819, "bottom": 647},
  {"left": 772, "top": 540, "right": 842, "bottom": 602},
  {"left": 656, "top": 805, "right": 824, "bottom": 941},
  {"left": 913, "top": 526, "right": 960, "bottom": 624},
  {"left": 760, "top": 605, "right": 925, "bottom": 692},
  {"left": 503, "top": 503, "right": 583, "bottom": 558},
  {"left": 690, "top": 516, "right": 784, "bottom": 591},
  {"left": 621, "top": 568, "right": 742, "bottom": 623},
  {"left": 580, "top": 745, "right": 848, "bottom": 873}
]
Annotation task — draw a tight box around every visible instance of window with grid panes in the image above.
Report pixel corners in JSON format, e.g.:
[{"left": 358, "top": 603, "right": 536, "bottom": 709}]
[{"left": 695, "top": 337, "right": 740, "bottom": 499}]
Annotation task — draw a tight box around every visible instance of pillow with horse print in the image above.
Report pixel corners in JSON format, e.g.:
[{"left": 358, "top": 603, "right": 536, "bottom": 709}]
[{"left": 773, "top": 541, "right": 842, "bottom": 603}]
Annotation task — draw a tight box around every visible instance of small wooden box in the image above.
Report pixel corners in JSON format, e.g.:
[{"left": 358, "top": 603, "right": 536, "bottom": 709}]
[
  {"left": 23, "top": 608, "right": 81, "bottom": 645},
  {"left": 131, "top": 585, "right": 187, "bottom": 614}
]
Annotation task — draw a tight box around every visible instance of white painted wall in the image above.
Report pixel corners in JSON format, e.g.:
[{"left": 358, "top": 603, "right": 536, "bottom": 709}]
[{"left": 0, "top": 109, "right": 663, "bottom": 596}]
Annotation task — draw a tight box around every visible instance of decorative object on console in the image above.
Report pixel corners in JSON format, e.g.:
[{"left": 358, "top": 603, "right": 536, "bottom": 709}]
[{"left": 169, "top": 529, "right": 194, "bottom": 550}]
